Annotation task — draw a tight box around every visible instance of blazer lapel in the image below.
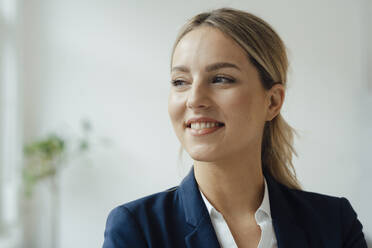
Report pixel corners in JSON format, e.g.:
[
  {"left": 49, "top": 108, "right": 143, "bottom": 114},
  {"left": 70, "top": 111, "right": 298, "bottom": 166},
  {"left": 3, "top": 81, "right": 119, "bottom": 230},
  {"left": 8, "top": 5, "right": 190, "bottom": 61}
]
[
  {"left": 263, "top": 169, "right": 309, "bottom": 248},
  {"left": 185, "top": 216, "right": 221, "bottom": 248},
  {"left": 179, "top": 166, "right": 221, "bottom": 248},
  {"left": 179, "top": 165, "right": 310, "bottom": 248}
]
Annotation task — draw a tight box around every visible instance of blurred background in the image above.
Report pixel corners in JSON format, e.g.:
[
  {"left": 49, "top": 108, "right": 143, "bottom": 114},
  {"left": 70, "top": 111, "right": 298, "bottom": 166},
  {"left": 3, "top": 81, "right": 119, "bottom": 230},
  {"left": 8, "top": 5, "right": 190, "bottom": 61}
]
[{"left": 0, "top": 0, "right": 371, "bottom": 247}]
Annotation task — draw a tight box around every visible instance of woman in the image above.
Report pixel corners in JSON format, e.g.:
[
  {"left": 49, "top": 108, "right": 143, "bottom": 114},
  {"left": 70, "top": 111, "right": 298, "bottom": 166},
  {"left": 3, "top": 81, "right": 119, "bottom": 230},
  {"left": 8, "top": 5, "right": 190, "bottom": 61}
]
[{"left": 103, "top": 8, "right": 367, "bottom": 248}]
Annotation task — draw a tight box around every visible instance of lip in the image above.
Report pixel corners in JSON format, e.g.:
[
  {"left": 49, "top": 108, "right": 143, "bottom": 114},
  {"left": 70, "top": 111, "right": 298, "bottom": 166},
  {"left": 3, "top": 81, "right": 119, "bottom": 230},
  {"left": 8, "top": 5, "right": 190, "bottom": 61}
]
[
  {"left": 185, "top": 117, "right": 224, "bottom": 127},
  {"left": 187, "top": 125, "right": 225, "bottom": 136}
]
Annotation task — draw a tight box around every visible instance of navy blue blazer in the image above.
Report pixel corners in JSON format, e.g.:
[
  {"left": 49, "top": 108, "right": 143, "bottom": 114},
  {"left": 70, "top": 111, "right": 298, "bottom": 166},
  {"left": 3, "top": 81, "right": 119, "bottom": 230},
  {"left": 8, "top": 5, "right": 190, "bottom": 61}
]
[{"left": 103, "top": 166, "right": 367, "bottom": 247}]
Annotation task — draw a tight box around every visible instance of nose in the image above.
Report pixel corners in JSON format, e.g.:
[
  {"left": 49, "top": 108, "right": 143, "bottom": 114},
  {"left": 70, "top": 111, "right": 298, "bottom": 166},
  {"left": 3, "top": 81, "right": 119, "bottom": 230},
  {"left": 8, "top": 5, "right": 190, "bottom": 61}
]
[{"left": 186, "top": 77, "right": 211, "bottom": 110}]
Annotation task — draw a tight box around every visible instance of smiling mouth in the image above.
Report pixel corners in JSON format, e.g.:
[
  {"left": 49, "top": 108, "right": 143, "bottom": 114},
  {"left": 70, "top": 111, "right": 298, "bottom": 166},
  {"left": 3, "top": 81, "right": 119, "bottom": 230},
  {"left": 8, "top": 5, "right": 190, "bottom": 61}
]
[
  {"left": 186, "top": 122, "right": 225, "bottom": 136},
  {"left": 186, "top": 122, "right": 225, "bottom": 129}
]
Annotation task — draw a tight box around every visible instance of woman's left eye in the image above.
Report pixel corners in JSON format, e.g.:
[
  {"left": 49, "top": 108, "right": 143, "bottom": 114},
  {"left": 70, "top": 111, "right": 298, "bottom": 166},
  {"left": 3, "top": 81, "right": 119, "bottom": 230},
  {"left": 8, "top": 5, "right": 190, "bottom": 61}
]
[{"left": 213, "top": 76, "right": 236, "bottom": 84}]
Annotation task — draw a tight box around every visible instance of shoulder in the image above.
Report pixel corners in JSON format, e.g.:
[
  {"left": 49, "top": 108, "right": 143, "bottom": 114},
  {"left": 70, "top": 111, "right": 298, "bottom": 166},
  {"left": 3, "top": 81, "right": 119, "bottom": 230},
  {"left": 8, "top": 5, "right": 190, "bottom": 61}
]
[
  {"left": 285, "top": 187, "right": 356, "bottom": 216},
  {"left": 122, "top": 185, "right": 180, "bottom": 213},
  {"left": 281, "top": 187, "right": 367, "bottom": 247},
  {"left": 282, "top": 185, "right": 354, "bottom": 223},
  {"left": 106, "top": 185, "right": 180, "bottom": 225},
  {"left": 103, "top": 203, "right": 148, "bottom": 247},
  {"left": 286, "top": 187, "right": 343, "bottom": 213},
  {"left": 103, "top": 186, "right": 181, "bottom": 248}
]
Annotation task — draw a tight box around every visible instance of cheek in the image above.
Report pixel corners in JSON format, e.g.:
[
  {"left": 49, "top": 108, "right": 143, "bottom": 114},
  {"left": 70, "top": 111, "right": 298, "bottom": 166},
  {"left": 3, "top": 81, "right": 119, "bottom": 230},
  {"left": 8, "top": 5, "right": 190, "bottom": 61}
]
[
  {"left": 225, "top": 90, "right": 266, "bottom": 128},
  {"left": 168, "top": 92, "right": 185, "bottom": 126}
]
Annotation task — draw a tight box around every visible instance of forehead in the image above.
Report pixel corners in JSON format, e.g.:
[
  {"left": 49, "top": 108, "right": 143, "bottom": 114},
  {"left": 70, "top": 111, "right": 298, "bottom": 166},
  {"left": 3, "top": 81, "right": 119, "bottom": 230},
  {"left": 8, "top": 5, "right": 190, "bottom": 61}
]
[{"left": 172, "top": 26, "right": 250, "bottom": 68}]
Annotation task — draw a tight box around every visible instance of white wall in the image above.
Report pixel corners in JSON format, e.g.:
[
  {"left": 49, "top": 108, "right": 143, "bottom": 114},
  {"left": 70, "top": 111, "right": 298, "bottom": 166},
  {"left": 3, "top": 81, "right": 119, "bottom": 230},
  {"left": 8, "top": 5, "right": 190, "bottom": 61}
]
[
  {"left": 0, "top": 0, "right": 22, "bottom": 247},
  {"left": 21, "top": 0, "right": 371, "bottom": 247}
]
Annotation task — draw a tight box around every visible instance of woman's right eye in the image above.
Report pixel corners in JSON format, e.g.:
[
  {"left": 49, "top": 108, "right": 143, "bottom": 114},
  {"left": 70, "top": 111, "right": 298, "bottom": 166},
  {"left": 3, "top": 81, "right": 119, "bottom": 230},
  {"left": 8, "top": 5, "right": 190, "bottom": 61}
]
[{"left": 171, "top": 80, "right": 187, "bottom": 86}]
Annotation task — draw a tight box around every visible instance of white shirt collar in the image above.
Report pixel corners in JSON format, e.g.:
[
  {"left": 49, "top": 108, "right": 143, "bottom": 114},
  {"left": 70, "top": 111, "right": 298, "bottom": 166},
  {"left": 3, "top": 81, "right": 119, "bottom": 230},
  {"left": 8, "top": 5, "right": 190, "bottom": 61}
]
[{"left": 199, "top": 176, "right": 272, "bottom": 221}]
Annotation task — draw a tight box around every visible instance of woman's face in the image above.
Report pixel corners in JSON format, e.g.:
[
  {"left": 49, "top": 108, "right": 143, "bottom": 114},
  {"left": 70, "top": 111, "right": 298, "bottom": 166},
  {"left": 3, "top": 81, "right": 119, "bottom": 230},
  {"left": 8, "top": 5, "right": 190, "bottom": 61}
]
[{"left": 168, "top": 26, "right": 282, "bottom": 163}]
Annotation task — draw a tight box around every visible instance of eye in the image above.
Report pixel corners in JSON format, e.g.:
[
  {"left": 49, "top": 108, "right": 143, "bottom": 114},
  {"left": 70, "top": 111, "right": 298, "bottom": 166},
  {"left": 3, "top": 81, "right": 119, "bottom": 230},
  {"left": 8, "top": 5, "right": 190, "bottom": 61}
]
[
  {"left": 213, "top": 76, "right": 236, "bottom": 84},
  {"left": 171, "top": 79, "right": 187, "bottom": 87}
]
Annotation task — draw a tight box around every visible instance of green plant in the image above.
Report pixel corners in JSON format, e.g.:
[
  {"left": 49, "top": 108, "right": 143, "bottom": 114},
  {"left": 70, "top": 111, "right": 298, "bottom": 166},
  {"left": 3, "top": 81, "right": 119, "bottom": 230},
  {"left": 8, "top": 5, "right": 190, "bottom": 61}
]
[{"left": 22, "top": 120, "right": 92, "bottom": 197}]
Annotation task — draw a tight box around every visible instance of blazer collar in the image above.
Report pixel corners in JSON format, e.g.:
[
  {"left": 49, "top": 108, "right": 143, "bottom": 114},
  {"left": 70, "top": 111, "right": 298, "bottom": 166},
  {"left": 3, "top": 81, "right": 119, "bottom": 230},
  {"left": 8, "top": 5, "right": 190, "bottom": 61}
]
[
  {"left": 179, "top": 165, "right": 221, "bottom": 248},
  {"left": 179, "top": 165, "right": 309, "bottom": 248},
  {"left": 263, "top": 168, "right": 309, "bottom": 247}
]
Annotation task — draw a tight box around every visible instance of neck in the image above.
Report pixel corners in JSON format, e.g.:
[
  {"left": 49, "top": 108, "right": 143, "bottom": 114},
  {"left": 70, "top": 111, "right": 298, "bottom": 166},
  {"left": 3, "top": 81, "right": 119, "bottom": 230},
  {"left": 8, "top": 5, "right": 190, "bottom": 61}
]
[{"left": 194, "top": 152, "right": 264, "bottom": 218}]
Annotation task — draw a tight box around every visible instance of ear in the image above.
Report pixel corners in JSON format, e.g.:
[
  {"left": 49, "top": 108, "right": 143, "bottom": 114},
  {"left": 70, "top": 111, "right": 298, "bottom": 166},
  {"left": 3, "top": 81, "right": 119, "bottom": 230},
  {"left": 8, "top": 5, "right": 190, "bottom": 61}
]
[{"left": 265, "top": 83, "right": 285, "bottom": 121}]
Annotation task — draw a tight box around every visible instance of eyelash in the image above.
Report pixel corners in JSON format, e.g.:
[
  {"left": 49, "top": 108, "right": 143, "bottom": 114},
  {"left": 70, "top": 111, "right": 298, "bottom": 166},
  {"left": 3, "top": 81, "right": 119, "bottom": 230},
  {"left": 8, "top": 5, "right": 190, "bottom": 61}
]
[{"left": 171, "top": 76, "right": 236, "bottom": 86}]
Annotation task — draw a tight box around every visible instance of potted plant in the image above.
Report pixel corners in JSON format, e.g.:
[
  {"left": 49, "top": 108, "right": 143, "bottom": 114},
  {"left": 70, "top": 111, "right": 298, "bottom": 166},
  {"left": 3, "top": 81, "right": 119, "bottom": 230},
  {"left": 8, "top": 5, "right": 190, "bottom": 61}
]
[{"left": 21, "top": 119, "right": 95, "bottom": 248}]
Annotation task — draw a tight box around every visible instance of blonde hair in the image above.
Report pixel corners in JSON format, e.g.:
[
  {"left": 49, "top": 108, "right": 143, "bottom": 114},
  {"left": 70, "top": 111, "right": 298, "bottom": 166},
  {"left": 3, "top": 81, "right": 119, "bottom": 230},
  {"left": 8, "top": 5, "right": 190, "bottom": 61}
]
[{"left": 171, "top": 8, "right": 301, "bottom": 190}]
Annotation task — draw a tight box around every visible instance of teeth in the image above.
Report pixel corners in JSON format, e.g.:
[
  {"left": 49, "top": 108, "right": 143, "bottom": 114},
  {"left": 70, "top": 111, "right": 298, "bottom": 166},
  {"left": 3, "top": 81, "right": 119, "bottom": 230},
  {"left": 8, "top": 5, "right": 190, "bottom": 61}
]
[{"left": 190, "top": 122, "right": 219, "bottom": 130}]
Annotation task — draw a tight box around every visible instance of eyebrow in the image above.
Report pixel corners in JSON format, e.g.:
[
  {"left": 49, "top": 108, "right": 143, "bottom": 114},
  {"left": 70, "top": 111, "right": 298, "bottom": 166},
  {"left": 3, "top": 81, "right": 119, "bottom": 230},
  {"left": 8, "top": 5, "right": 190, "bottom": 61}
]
[{"left": 171, "top": 62, "right": 241, "bottom": 73}]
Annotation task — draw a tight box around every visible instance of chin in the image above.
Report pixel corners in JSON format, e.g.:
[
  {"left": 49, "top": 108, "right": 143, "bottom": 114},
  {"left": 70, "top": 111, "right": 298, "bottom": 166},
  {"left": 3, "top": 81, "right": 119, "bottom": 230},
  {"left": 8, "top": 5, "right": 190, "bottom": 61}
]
[{"left": 187, "top": 147, "right": 221, "bottom": 162}]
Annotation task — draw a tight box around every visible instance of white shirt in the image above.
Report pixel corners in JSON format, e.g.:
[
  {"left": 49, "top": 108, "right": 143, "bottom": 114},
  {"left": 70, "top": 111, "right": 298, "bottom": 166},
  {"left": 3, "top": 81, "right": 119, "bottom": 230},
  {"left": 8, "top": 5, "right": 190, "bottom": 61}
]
[{"left": 198, "top": 177, "right": 278, "bottom": 248}]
